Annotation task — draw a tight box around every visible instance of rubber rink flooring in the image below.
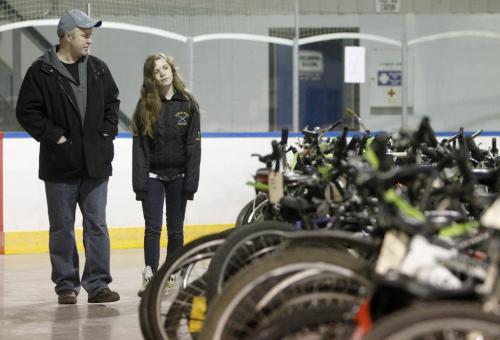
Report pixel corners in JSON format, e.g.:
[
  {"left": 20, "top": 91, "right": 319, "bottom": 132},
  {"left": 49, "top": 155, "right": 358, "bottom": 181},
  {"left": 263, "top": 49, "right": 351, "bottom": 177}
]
[{"left": 0, "top": 249, "right": 150, "bottom": 340}]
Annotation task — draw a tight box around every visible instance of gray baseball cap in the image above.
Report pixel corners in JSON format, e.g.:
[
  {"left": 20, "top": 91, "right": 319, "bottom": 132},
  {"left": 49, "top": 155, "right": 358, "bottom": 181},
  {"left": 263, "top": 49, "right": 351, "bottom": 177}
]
[{"left": 57, "top": 9, "right": 102, "bottom": 37}]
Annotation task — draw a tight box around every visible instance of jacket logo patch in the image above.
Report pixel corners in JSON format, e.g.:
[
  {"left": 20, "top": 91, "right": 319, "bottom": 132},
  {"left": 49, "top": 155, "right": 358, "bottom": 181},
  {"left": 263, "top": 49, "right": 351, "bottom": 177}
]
[{"left": 175, "top": 111, "right": 190, "bottom": 126}]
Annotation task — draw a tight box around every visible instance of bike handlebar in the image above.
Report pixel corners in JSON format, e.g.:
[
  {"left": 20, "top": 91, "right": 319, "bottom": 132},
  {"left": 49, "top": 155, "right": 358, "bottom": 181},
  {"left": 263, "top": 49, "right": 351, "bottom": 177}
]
[
  {"left": 471, "top": 129, "right": 483, "bottom": 139},
  {"left": 280, "top": 128, "right": 289, "bottom": 146}
]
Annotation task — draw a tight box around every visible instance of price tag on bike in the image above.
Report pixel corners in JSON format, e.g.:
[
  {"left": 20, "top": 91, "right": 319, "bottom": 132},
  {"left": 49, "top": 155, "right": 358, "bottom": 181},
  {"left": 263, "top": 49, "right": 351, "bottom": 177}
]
[
  {"left": 375, "top": 230, "right": 409, "bottom": 275},
  {"left": 268, "top": 171, "right": 284, "bottom": 204},
  {"left": 481, "top": 198, "right": 500, "bottom": 230}
]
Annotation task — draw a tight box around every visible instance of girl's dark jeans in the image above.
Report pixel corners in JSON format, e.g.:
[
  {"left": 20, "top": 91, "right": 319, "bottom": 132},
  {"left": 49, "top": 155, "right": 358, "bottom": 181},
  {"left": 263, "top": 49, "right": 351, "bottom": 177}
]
[{"left": 142, "top": 177, "right": 187, "bottom": 271}]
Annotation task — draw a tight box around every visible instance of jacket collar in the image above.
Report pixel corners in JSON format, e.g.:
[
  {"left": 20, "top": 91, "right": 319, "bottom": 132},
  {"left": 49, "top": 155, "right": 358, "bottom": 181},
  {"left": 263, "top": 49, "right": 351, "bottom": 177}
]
[
  {"left": 38, "top": 46, "right": 88, "bottom": 85},
  {"left": 161, "top": 92, "right": 188, "bottom": 102}
]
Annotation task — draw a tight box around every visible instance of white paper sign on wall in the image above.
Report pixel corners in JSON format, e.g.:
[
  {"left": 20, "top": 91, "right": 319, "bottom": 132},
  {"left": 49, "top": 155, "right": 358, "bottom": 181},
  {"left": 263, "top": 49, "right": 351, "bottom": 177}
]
[{"left": 344, "top": 46, "right": 366, "bottom": 84}]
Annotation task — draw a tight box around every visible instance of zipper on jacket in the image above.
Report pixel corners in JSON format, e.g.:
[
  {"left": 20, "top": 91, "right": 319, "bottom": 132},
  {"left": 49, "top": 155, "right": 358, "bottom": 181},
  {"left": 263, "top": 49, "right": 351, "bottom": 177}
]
[{"left": 55, "top": 76, "right": 82, "bottom": 127}]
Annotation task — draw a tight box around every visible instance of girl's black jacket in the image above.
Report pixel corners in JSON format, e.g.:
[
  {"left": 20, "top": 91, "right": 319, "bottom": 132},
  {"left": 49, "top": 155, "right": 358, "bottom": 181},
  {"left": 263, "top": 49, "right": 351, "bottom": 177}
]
[{"left": 132, "top": 93, "right": 201, "bottom": 201}]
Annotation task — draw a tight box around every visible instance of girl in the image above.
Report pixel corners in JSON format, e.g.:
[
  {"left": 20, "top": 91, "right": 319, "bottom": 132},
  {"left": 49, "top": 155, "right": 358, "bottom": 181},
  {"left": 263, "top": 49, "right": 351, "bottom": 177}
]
[{"left": 132, "top": 53, "right": 201, "bottom": 296}]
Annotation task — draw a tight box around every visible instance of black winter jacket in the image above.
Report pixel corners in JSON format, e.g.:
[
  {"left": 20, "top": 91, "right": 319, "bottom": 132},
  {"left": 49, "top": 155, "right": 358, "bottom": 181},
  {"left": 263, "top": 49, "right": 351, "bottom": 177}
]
[
  {"left": 132, "top": 93, "right": 201, "bottom": 201},
  {"left": 16, "top": 48, "right": 120, "bottom": 181}
]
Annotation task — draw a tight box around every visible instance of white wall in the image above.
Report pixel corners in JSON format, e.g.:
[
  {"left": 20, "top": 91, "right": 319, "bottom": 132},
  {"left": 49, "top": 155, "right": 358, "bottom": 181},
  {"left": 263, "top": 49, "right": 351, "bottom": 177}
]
[
  {"left": 408, "top": 15, "right": 500, "bottom": 131},
  {"left": 4, "top": 134, "right": 497, "bottom": 232},
  {"left": 4, "top": 135, "right": 277, "bottom": 232}
]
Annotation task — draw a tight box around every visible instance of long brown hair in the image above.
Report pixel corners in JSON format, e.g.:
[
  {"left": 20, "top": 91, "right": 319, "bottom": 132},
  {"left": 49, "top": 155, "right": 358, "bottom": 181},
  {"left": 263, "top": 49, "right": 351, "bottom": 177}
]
[{"left": 131, "top": 53, "right": 196, "bottom": 137}]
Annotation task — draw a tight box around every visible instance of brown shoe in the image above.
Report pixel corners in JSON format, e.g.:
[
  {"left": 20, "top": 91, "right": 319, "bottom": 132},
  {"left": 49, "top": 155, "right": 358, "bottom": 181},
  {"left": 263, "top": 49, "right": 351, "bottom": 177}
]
[
  {"left": 88, "top": 287, "right": 120, "bottom": 303},
  {"left": 58, "top": 290, "right": 77, "bottom": 305}
]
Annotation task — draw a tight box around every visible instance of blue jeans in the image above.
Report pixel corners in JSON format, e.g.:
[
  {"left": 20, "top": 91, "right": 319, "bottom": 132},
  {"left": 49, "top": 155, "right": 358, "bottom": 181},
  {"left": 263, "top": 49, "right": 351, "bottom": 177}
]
[
  {"left": 142, "top": 177, "right": 187, "bottom": 272},
  {"left": 45, "top": 178, "right": 111, "bottom": 297}
]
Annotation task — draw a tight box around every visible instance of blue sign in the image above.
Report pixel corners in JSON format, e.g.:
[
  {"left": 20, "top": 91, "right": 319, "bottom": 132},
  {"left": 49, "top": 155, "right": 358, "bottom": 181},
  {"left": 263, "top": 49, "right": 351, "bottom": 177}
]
[{"left": 378, "top": 70, "right": 401, "bottom": 86}]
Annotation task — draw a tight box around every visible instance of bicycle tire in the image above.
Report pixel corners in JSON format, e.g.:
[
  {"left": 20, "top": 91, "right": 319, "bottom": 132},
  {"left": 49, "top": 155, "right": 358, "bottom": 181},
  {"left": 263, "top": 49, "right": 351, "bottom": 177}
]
[
  {"left": 139, "top": 229, "right": 233, "bottom": 340},
  {"left": 205, "top": 220, "right": 296, "bottom": 303},
  {"left": 234, "top": 199, "right": 254, "bottom": 227},
  {"left": 364, "top": 301, "right": 500, "bottom": 340},
  {"left": 245, "top": 304, "right": 356, "bottom": 340},
  {"left": 234, "top": 194, "right": 269, "bottom": 227},
  {"left": 200, "top": 246, "right": 372, "bottom": 340}
]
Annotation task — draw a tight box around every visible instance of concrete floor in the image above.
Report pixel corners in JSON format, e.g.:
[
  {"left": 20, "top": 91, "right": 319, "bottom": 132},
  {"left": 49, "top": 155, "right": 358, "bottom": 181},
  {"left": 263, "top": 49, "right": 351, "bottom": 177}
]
[{"left": 0, "top": 249, "right": 150, "bottom": 340}]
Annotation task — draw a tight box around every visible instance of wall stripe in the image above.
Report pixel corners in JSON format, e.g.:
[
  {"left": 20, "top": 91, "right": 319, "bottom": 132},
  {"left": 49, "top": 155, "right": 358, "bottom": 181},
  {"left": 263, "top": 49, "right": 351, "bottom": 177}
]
[
  {"left": 3, "top": 223, "right": 234, "bottom": 254},
  {"left": 6, "top": 131, "right": 500, "bottom": 139},
  {"left": 0, "top": 131, "right": 3, "bottom": 255}
]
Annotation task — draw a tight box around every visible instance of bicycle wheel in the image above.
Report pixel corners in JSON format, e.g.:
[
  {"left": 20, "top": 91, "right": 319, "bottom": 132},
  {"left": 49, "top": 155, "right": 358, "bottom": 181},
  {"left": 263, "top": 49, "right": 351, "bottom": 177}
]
[
  {"left": 139, "top": 229, "right": 233, "bottom": 340},
  {"left": 364, "top": 301, "right": 500, "bottom": 340},
  {"left": 245, "top": 305, "right": 356, "bottom": 340},
  {"left": 205, "top": 220, "right": 296, "bottom": 302},
  {"left": 235, "top": 194, "right": 269, "bottom": 227},
  {"left": 200, "top": 246, "right": 372, "bottom": 340}
]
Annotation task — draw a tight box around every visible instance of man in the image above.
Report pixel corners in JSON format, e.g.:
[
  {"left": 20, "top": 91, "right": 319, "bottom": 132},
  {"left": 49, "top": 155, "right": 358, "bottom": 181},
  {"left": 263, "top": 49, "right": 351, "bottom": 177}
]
[{"left": 16, "top": 9, "right": 120, "bottom": 304}]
